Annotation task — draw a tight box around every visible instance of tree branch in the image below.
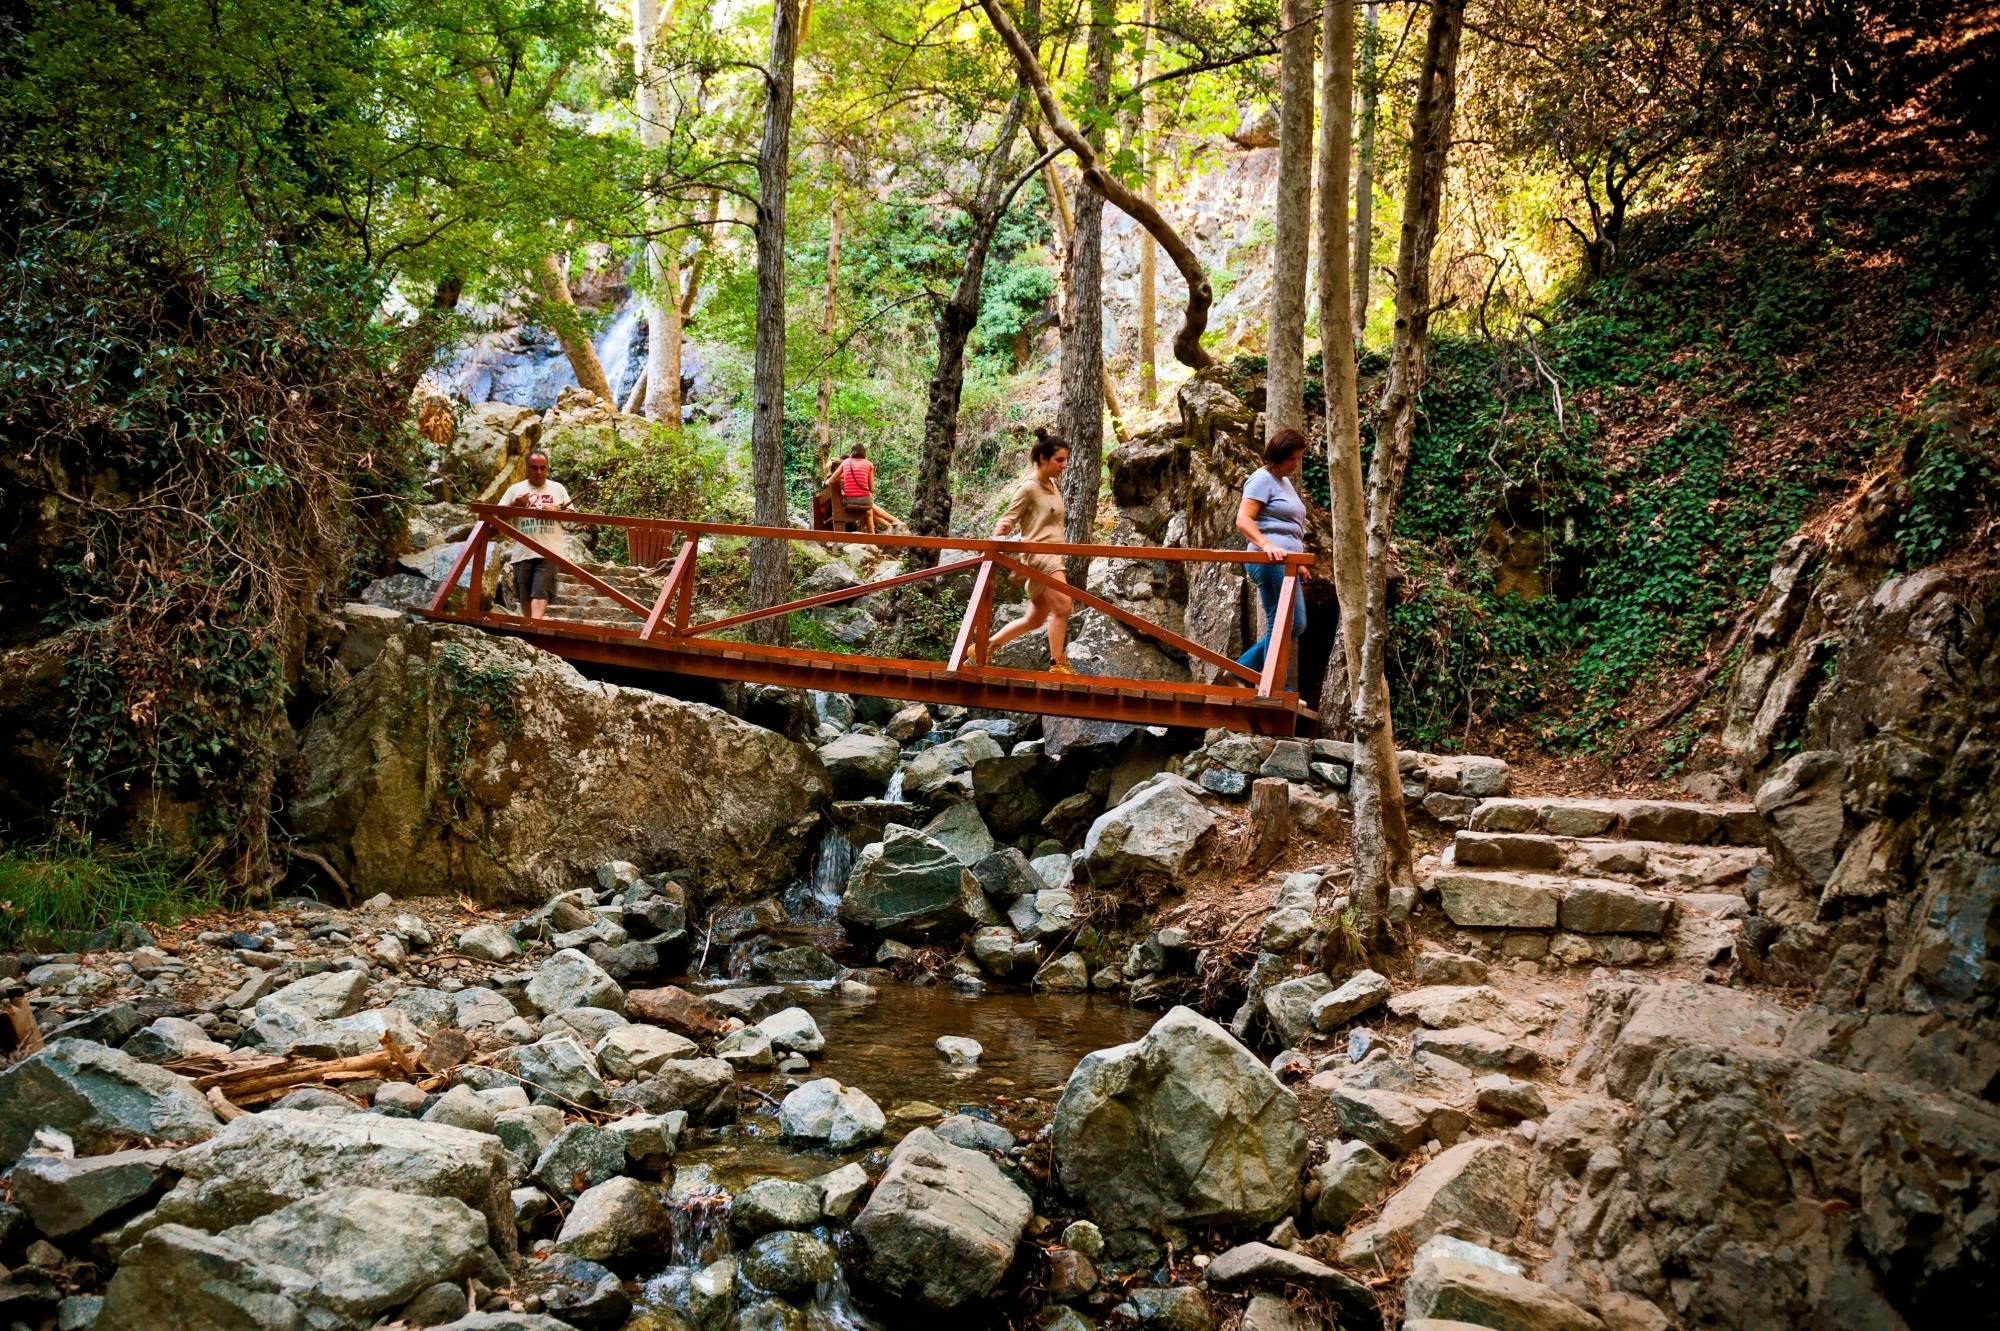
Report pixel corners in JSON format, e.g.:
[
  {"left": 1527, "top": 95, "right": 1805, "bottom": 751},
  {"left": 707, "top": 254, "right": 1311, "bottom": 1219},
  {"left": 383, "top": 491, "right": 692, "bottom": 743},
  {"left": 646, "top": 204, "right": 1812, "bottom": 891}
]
[{"left": 975, "top": 0, "right": 1214, "bottom": 370}]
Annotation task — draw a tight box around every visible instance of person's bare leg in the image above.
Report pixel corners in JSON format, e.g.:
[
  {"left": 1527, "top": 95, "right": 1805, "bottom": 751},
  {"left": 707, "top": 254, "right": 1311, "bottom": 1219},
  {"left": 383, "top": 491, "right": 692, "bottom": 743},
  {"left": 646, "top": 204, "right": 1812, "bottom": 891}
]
[
  {"left": 530, "top": 598, "right": 548, "bottom": 620},
  {"left": 1045, "top": 576, "right": 1073, "bottom": 670},
  {"left": 986, "top": 596, "right": 1048, "bottom": 653}
]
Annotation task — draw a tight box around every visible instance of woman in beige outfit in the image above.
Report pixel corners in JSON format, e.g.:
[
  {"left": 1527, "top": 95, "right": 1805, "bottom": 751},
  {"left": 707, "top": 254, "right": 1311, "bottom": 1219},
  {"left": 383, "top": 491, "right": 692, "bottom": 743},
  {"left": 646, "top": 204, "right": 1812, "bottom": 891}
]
[{"left": 985, "top": 429, "right": 1075, "bottom": 673}]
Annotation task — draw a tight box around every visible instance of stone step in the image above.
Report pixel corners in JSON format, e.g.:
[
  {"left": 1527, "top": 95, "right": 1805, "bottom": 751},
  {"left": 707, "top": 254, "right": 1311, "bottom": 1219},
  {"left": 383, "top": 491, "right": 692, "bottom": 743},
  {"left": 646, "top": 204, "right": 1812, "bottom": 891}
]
[
  {"left": 1428, "top": 869, "right": 1677, "bottom": 936},
  {"left": 1466, "top": 796, "right": 1763, "bottom": 847},
  {"left": 1448, "top": 830, "right": 1766, "bottom": 891}
]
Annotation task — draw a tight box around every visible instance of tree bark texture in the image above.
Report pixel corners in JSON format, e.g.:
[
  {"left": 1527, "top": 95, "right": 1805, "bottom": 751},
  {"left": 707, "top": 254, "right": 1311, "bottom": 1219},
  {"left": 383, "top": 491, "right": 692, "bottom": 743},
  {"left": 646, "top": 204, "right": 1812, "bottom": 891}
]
[
  {"left": 1351, "top": 2, "right": 1380, "bottom": 345},
  {"left": 1058, "top": 0, "right": 1111, "bottom": 585},
  {"left": 746, "top": 0, "right": 802, "bottom": 643},
  {"left": 1353, "top": 0, "right": 1466, "bottom": 940},
  {"left": 634, "top": 0, "right": 683, "bottom": 425},
  {"left": 908, "top": 90, "right": 1030, "bottom": 554},
  {"left": 976, "top": 0, "right": 1214, "bottom": 370},
  {"left": 1265, "top": 0, "right": 1315, "bottom": 439},
  {"left": 813, "top": 197, "right": 841, "bottom": 477},
  {"left": 532, "top": 252, "right": 614, "bottom": 406},
  {"left": 1137, "top": 0, "right": 1158, "bottom": 408},
  {"left": 1317, "top": 0, "right": 1367, "bottom": 700}
]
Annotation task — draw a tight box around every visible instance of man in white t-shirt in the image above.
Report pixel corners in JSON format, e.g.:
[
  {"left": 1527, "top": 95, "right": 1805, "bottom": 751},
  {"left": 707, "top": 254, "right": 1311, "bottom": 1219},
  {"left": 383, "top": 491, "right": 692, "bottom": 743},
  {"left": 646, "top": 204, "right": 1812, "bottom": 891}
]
[{"left": 496, "top": 449, "right": 572, "bottom": 619}]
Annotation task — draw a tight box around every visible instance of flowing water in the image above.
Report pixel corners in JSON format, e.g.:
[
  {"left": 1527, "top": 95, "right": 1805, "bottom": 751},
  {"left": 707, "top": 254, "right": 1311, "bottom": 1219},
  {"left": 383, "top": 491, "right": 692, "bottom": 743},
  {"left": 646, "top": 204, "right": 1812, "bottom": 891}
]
[
  {"left": 637, "top": 981, "right": 1147, "bottom": 1329},
  {"left": 674, "top": 982, "right": 1147, "bottom": 1190},
  {"left": 594, "top": 301, "right": 644, "bottom": 406}
]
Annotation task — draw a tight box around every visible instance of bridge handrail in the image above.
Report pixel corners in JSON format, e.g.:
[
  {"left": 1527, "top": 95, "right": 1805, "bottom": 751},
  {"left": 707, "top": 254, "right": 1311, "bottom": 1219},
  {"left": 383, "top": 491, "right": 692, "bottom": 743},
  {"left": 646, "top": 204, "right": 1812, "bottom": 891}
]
[
  {"left": 434, "top": 502, "right": 1308, "bottom": 704},
  {"left": 465, "top": 504, "right": 1316, "bottom": 568}
]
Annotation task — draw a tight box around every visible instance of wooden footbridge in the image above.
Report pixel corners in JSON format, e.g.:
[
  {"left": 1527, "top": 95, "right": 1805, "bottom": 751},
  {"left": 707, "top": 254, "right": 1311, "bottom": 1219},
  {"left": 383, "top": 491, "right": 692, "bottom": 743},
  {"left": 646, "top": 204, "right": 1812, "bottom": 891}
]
[{"left": 424, "top": 504, "right": 1315, "bottom": 736}]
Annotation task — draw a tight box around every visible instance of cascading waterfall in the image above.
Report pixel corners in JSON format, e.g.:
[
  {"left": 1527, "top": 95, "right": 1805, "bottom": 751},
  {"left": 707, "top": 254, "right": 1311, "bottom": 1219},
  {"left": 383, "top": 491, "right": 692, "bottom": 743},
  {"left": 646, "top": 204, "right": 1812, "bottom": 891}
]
[
  {"left": 639, "top": 1189, "right": 877, "bottom": 1330},
  {"left": 594, "top": 300, "right": 643, "bottom": 406},
  {"left": 782, "top": 824, "right": 857, "bottom": 926}
]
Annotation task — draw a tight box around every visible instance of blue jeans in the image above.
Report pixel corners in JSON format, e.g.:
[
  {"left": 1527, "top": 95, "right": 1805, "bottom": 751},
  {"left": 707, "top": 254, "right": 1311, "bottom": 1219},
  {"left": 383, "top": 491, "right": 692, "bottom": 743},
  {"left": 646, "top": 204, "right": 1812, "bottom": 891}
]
[{"left": 1237, "top": 558, "right": 1305, "bottom": 676}]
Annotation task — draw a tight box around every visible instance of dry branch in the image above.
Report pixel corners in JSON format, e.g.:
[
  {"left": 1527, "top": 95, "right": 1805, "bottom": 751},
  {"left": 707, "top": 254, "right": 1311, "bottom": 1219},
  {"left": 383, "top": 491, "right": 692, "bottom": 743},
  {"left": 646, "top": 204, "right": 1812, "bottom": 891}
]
[{"left": 975, "top": 0, "right": 1215, "bottom": 370}]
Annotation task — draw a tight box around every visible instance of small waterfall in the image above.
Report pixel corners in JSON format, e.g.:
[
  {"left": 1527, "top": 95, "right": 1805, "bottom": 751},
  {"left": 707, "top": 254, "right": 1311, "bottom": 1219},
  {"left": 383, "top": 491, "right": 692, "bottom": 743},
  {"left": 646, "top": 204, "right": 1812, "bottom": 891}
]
[
  {"left": 883, "top": 768, "right": 905, "bottom": 803},
  {"left": 668, "top": 1186, "right": 732, "bottom": 1268},
  {"left": 594, "top": 301, "right": 643, "bottom": 405},
  {"left": 782, "top": 824, "right": 856, "bottom": 927}
]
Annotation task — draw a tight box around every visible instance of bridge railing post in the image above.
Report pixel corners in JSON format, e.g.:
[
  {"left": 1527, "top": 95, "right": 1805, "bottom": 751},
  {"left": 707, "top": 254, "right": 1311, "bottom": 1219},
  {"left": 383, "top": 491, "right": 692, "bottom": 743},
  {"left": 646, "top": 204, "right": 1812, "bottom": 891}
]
[
  {"left": 1257, "top": 570, "right": 1299, "bottom": 699},
  {"left": 948, "top": 558, "right": 998, "bottom": 673}
]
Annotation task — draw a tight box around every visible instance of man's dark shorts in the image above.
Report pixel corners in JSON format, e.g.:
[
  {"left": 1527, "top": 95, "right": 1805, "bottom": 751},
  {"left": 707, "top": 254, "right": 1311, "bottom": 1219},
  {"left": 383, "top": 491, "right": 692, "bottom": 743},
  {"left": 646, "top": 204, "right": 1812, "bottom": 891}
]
[{"left": 513, "top": 558, "right": 555, "bottom": 605}]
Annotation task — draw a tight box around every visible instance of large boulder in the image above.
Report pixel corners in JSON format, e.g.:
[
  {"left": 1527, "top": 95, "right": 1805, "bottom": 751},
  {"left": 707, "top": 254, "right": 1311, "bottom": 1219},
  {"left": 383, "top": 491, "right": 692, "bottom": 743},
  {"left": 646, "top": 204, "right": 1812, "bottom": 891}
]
[
  {"left": 97, "top": 1187, "right": 493, "bottom": 1331},
  {"left": 1406, "top": 1237, "right": 1604, "bottom": 1331},
  {"left": 1339, "top": 1138, "right": 1532, "bottom": 1265},
  {"left": 1753, "top": 748, "right": 1848, "bottom": 886},
  {"left": 838, "top": 826, "right": 989, "bottom": 940},
  {"left": 0, "top": 1040, "right": 219, "bottom": 1167},
  {"left": 1081, "top": 775, "right": 1218, "bottom": 895},
  {"left": 778, "top": 1078, "right": 885, "bottom": 1151},
  {"left": 1054, "top": 1006, "right": 1305, "bottom": 1246},
  {"left": 852, "top": 1126, "right": 1034, "bottom": 1309},
  {"left": 817, "top": 734, "right": 901, "bottom": 799},
  {"left": 292, "top": 622, "right": 826, "bottom": 903},
  {"left": 147, "top": 1109, "right": 516, "bottom": 1258}
]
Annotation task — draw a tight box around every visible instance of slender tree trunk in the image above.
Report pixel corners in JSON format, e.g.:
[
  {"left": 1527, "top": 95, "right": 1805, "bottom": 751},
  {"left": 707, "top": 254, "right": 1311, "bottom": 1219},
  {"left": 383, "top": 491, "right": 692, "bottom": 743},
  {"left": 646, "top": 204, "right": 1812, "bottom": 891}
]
[
  {"left": 1318, "top": 0, "right": 1399, "bottom": 947},
  {"left": 978, "top": 0, "right": 1214, "bottom": 370},
  {"left": 1137, "top": 0, "right": 1157, "bottom": 409},
  {"left": 746, "top": 0, "right": 802, "bottom": 643},
  {"left": 1352, "top": 0, "right": 1465, "bottom": 940},
  {"left": 909, "top": 88, "right": 1030, "bottom": 553},
  {"left": 532, "top": 252, "right": 614, "bottom": 406},
  {"left": 654, "top": 241, "right": 685, "bottom": 424},
  {"left": 1266, "top": 0, "right": 1314, "bottom": 439},
  {"left": 813, "top": 197, "right": 842, "bottom": 477},
  {"left": 1319, "top": 0, "right": 1365, "bottom": 699},
  {"left": 635, "top": 0, "right": 683, "bottom": 424},
  {"left": 1058, "top": 0, "right": 1111, "bottom": 585},
  {"left": 1351, "top": 1, "right": 1380, "bottom": 345}
]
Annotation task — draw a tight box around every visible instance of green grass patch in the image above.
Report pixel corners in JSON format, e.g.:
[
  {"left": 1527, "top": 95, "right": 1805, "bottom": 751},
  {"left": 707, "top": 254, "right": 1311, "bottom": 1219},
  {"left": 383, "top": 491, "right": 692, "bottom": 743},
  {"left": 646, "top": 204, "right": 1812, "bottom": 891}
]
[{"left": 0, "top": 842, "right": 224, "bottom": 951}]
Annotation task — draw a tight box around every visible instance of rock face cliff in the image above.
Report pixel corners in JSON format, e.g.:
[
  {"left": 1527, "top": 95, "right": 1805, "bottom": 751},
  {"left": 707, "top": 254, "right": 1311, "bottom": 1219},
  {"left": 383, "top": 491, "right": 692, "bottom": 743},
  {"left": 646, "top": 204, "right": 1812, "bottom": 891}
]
[
  {"left": 291, "top": 622, "right": 827, "bottom": 904},
  {"left": 1528, "top": 485, "right": 2000, "bottom": 1330}
]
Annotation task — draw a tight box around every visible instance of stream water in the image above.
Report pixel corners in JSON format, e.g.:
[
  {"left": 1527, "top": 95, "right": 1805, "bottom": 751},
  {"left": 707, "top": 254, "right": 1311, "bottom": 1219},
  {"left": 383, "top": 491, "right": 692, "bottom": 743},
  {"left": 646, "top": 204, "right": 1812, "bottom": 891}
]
[{"left": 632, "top": 765, "right": 1148, "bottom": 1326}]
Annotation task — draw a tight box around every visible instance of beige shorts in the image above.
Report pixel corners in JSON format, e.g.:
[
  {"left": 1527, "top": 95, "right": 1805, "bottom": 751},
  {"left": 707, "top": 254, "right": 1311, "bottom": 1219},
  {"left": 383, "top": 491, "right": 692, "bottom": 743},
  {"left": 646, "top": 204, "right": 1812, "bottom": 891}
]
[{"left": 1022, "top": 551, "right": 1065, "bottom": 580}]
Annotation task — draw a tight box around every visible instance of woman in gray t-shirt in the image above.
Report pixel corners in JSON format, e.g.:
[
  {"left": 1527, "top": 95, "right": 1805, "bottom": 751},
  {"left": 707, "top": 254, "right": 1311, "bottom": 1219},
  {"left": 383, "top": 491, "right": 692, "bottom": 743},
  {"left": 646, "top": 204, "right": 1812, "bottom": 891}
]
[{"left": 1233, "top": 428, "right": 1309, "bottom": 677}]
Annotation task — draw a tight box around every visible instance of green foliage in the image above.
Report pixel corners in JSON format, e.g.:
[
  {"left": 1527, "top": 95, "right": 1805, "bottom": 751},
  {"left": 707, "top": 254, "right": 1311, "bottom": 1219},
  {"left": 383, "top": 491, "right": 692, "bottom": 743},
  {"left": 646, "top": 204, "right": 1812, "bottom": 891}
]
[
  {"left": 560, "top": 419, "right": 741, "bottom": 556},
  {"left": 0, "top": 0, "right": 492, "bottom": 870},
  {"left": 0, "top": 843, "right": 224, "bottom": 952},
  {"left": 1389, "top": 288, "right": 1853, "bottom": 751},
  {"left": 1894, "top": 390, "right": 1998, "bottom": 570}
]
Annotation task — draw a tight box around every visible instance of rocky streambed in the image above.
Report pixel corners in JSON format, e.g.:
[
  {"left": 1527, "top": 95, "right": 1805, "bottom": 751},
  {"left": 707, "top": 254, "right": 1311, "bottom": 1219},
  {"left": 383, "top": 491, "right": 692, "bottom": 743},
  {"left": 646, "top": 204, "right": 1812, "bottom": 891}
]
[{"left": 5, "top": 618, "right": 1998, "bottom": 1331}]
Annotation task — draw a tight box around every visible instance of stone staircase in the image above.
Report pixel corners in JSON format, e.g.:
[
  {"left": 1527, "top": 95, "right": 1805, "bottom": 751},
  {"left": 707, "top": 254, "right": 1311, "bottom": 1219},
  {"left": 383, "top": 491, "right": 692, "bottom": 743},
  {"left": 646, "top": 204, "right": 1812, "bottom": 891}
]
[
  {"left": 1421, "top": 795, "right": 1769, "bottom": 969},
  {"left": 533, "top": 561, "right": 666, "bottom": 628}
]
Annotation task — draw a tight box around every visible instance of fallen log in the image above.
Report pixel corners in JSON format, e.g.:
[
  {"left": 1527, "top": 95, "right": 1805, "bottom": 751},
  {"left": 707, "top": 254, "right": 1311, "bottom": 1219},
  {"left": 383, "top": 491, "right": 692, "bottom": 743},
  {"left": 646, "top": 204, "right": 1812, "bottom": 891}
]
[{"left": 179, "top": 1032, "right": 418, "bottom": 1106}]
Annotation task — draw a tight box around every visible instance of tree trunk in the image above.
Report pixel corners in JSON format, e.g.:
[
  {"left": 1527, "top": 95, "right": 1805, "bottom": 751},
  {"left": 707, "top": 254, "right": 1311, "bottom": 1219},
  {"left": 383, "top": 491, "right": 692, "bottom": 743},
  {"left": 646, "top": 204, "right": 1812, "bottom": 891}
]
[
  {"left": 635, "top": 0, "right": 682, "bottom": 425},
  {"left": 1318, "top": 0, "right": 1399, "bottom": 947},
  {"left": 909, "top": 88, "right": 1030, "bottom": 554},
  {"left": 746, "top": 0, "right": 802, "bottom": 643},
  {"left": 1058, "top": 0, "right": 1111, "bottom": 585},
  {"left": 1353, "top": 0, "right": 1466, "bottom": 942},
  {"left": 1351, "top": 1, "right": 1380, "bottom": 346},
  {"left": 813, "top": 197, "right": 841, "bottom": 477},
  {"left": 1266, "top": 0, "right": 1314, "bottom": 439},
  {"left": 532, "top": 252, "right": 614, "bottom": 406},
  {"left": 1137, "top": 0, "right": 1157, "bottom": 409},
  {"left": 1318, "top": 0, "right": 1366, "bottom": 700},
  {"left": 977, "top": 0, "right": 1214, "bottom": 370},
  {"left": 651, "top": 240, "right": 685, "bottom": 424}
]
